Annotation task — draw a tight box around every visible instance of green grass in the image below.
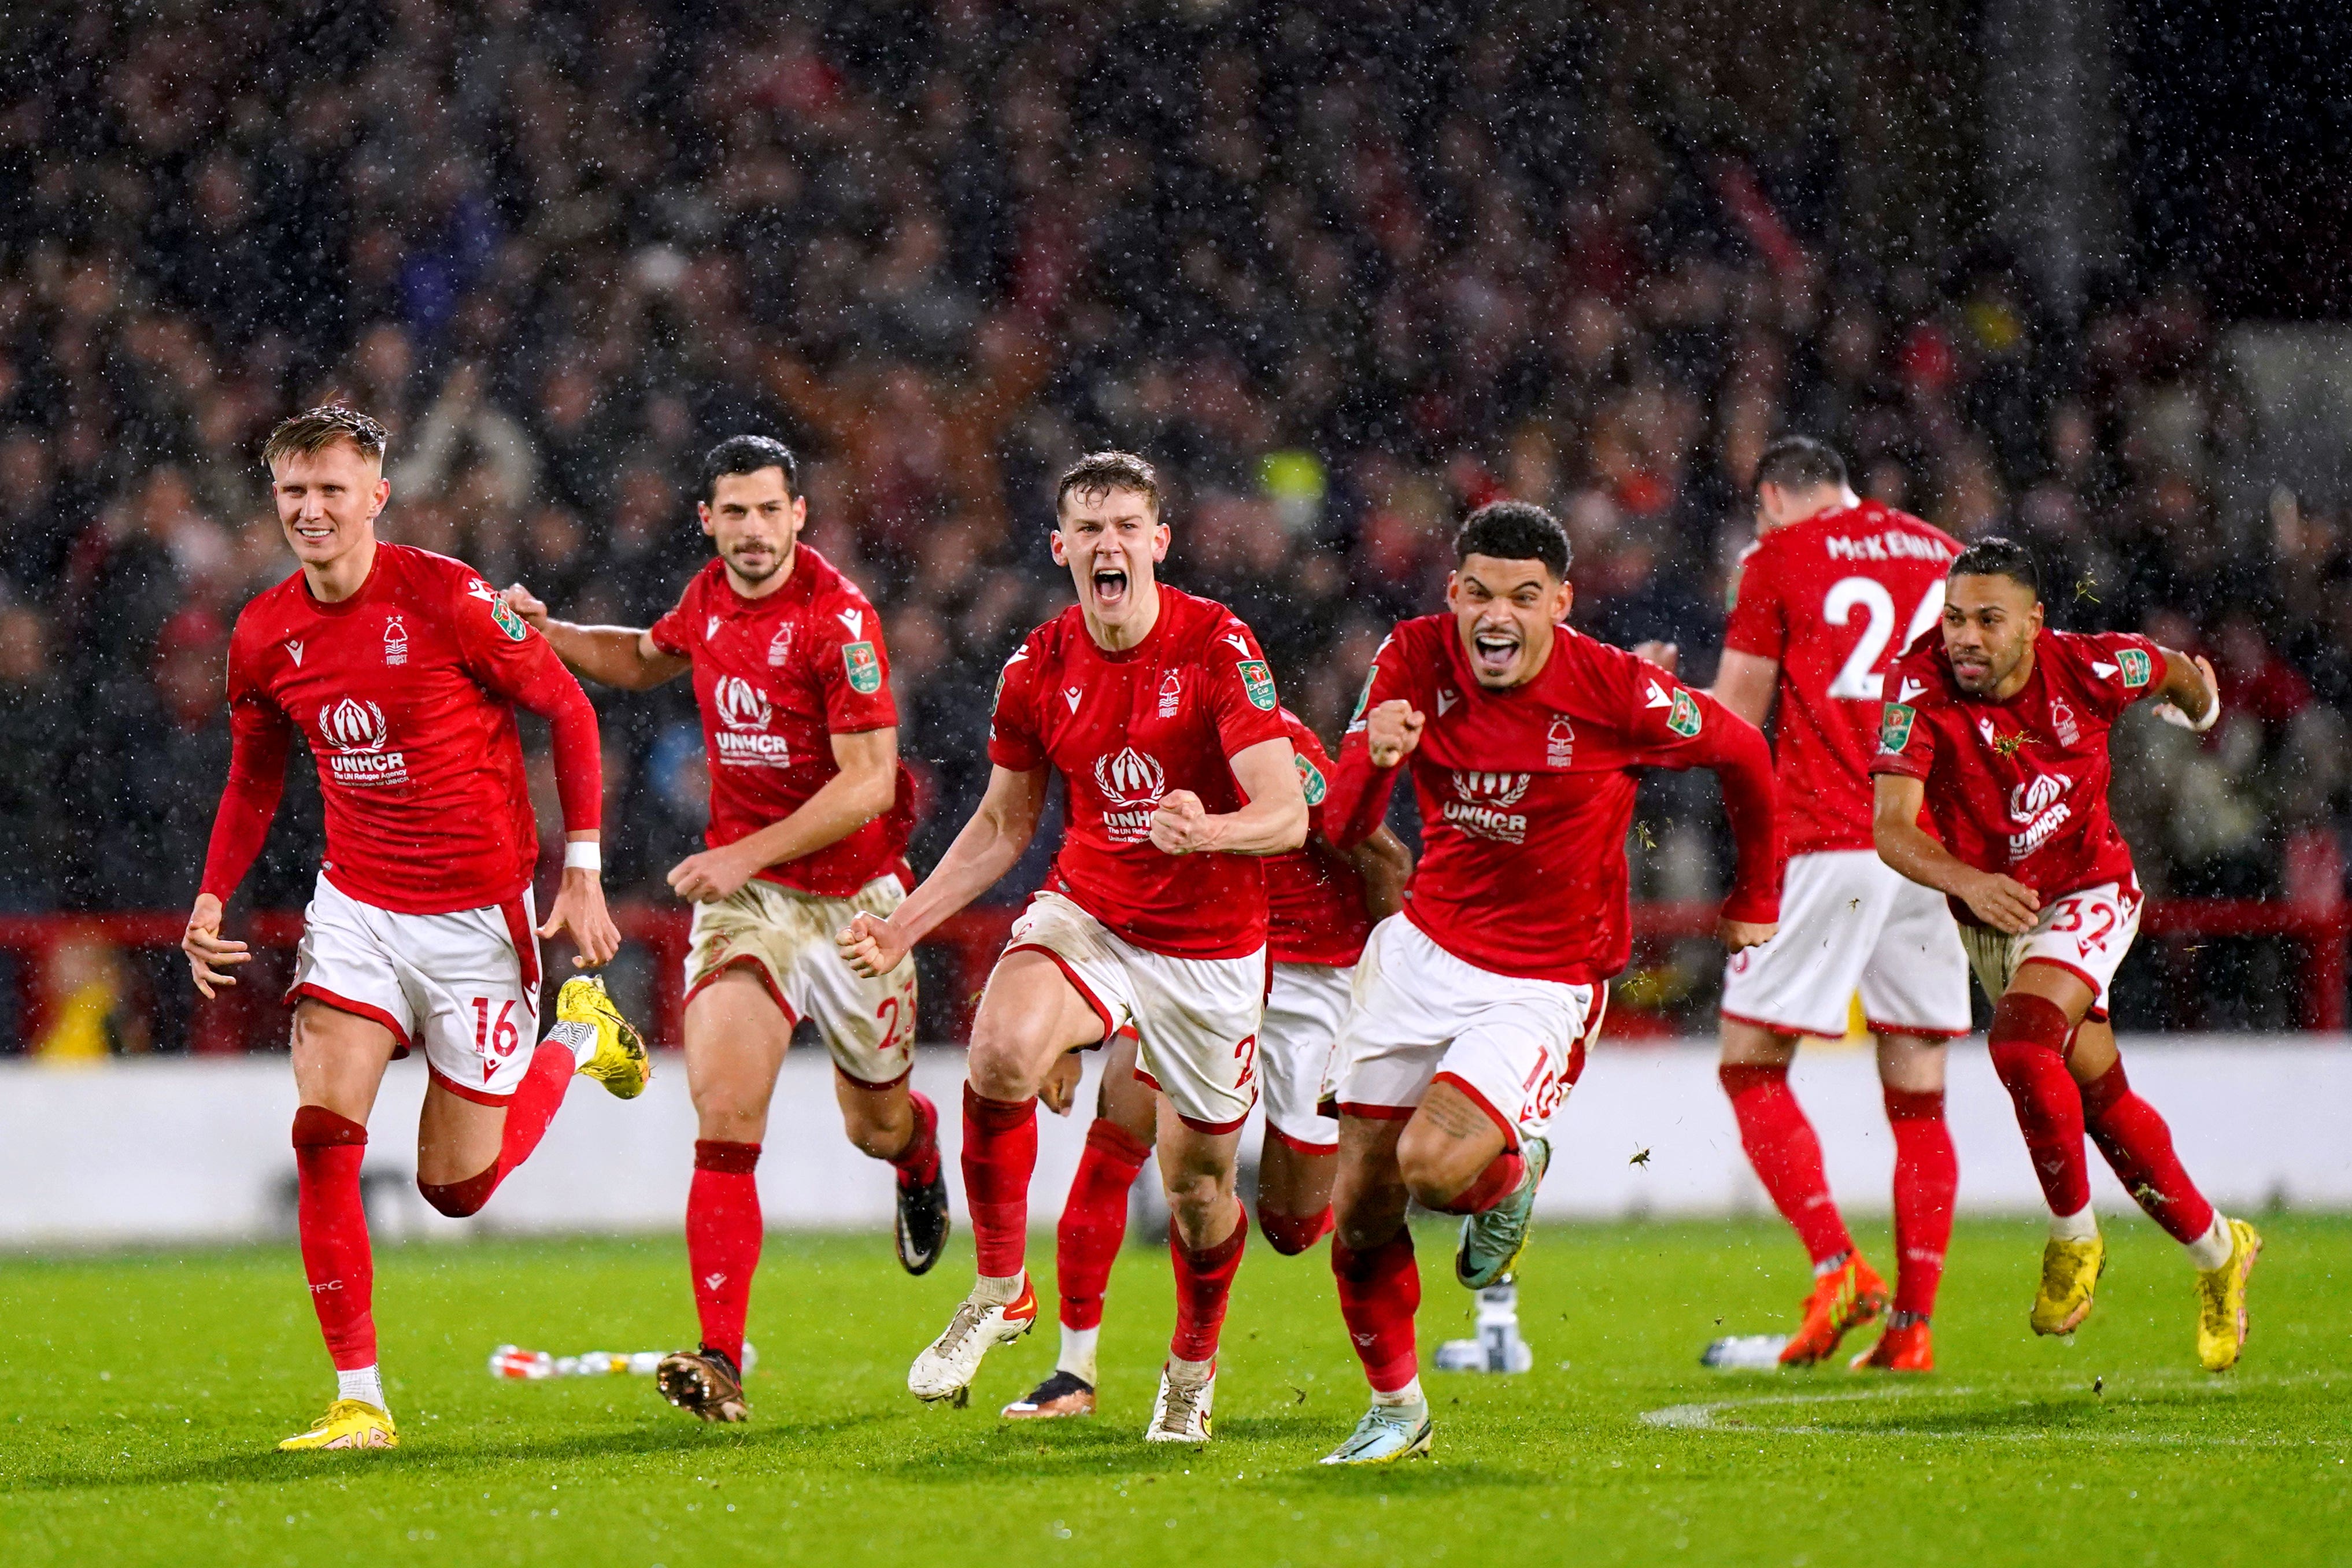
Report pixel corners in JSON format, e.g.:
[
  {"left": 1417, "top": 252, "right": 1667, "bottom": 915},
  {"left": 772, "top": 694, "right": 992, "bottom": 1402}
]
[{"left": 3, "top": 1216, "right": 2348, "bottom": 1568}]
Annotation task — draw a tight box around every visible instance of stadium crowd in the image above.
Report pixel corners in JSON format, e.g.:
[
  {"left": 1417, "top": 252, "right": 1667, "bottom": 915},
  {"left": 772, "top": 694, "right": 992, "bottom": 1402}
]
[{"left": 0, "top": 1, "right": 2343, "bottom": 1049}]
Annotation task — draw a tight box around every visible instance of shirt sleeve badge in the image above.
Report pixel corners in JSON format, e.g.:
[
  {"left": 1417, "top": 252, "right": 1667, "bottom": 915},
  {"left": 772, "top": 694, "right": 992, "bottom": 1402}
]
[
  {"left": 490, "top": 597, "right": 531, "bottom": 642},
  {"left": 1667, "top": 688, "right": 1703, "bottom": 738},
  {"left": 1880, "top": 702, "right": 1917, "bottom": 752},
  {"left": 1238, "top": 659, "right": 1277, "bottom": 711},
  {"left": 843, "top": 640, "right": 883, "bottom": 694}
]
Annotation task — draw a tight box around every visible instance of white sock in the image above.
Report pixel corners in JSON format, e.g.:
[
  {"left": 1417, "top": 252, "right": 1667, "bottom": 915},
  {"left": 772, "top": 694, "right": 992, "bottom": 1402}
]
[
  {"left": 1371, "top": 1376, "right": 1425, "bottom": 1410},
  {"left": 1056, "top": 1325, "right": 1100, "bottom": 1385},
  {"left": 974, "top": 1270, "right": 1026, "bottom": 1307},
  {"left": 337, "top": 1365, "right": 386, "bottom": 1411},
  {"left": 1813, "top": 1249, "right": 1853, "bottom": 1278},
  {"left": 1167, "top": 1352, "right": 1214, "bottom": 1382},
  {"left": 2049, "top": 1206, "right": 2099, "bottom": 1242},
  {"left": 2186, "top": 1212, "right": 2234, "bottom": 1271}
]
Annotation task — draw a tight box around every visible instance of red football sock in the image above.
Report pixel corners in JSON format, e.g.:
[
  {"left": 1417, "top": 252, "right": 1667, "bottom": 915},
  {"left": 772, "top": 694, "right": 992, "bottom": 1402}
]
[
  {"left": 1055, "top": 1118, "right": 1152, "bottom": 1330},
  {"left": 1331, "top": 1230, "right": 1421, "bottom": 1393},
  {"left": 291, "top": 1106, "right": 376, "bottom": 1371},
  {"left": 2080, "top": 1060, "right": 2215, "bottom": 1244},
  {"left": 1884, "top": 1087, "right": 1957, "bottom": 1318},
  {"left": 963, "top": 1085, "right": 1039, "bottom": 1279},
  {"left": 417, "top": 1041, "right": 576, "bottom": 1218},
  {"left": 1168, "top": 1211, "right": 1247, "bottom": 1363},
  {"left": 1426, "top": 1148, "right": 1523, "bottom": 1215},
  {"left": 1986, "top": 994, "right": 2092, "bottom": 1217},
  {"left": 1258, "top": 1204, "right": 1333, "bottom": 1256},
  {"left": 687, "top": 1140, "right": 763, "bottom": 1368},
  {"left": 1721, "top": 1061, "right": 1854, "bottom": 1264},
  {"left": 890, "top": 1090, "right": 942, "bottom": 1189}
]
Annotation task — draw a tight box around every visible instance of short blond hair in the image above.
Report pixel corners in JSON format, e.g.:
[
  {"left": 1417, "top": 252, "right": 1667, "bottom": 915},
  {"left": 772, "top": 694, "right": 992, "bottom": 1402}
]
[
  {"left": 1055, "top": 450, "right": 1160, "bottom": 517},
  {"left": 262, "top": 404, "right": 387, "bottom": 471}
]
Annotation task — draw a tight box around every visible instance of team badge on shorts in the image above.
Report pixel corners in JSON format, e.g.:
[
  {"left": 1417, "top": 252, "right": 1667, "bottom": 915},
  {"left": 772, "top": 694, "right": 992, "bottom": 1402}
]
[
  {"left": 1880, "top": 702, "right": 1916, "bottom": 753},
  {"left": 1294, "top": 753, "right": 1327, "bottom": 805},
  {"left": 1667, "top": 688, "right": 1702, "bottom": 738},
  {"left": 843, "top": 641, "right": 883, "bottom": 694},
  {"left": 2117, "top": 648, "right": 2151, "bottom": 688},
  {"left": 490, "top": 597, "right": 531, "bottom": 642},
  {"left": 1238, "top": 659, "right": 1277, "bottom": 711}
]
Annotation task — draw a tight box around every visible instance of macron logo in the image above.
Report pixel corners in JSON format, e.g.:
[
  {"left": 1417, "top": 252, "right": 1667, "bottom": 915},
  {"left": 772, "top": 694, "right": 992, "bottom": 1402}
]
[
  {"left": 287, "top": 640, "right": 304, "bottom": 667},
  {"left": 707, "top": 615, "right": 721, "bottom": 640},
  {"left": 1437, "top": 689, "right": 1458, "bottom": 716},
  {"left": 1223, "top": 633, "right": 1252, "bottom": 656},
  {"left": 1644, "top": 681, "right": 1672, "bottom": 710},
  {"left": 1065, "top": 686, "right": 1082, "bottom": 712},
  {"left": 838, "top": 608, "right": 864, "bottom": 638},
  {"left": 2092, "top": 661, "right": 2117, "bottom": 679},
  {"left": 1897, "top": 678, "right": 1926, "bottom": 703}
]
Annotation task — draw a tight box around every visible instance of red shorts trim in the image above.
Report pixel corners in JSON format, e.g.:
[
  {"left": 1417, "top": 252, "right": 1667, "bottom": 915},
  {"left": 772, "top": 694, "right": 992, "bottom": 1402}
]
[
  {"left": 2015, "top": 957, "right": 2110, "bottom": 1020},
  {"left": 1431, "top": 1071, "right": 1519, "bottom": 1151},
  {"left": 1264, "top": 1122, "right": 1338, "bottom": 1156},
  {"left": 1864, "top": 1018, "right": 1971, "bottom": 1041},
  {"left": 1130, "top": 1062, "right": 1253, "bottom": 1135},
  {"left": 288, "top": 984, "right": 412, "bottom": 1055},
  {"left": 427, "top": 1062, "right": 515, "bottom": 1106},
  {"left": 499, "top": 896, "right": 541, "bottom": 1004},
  {"left": 834, "top": 1061, "right": 914, "bottom": 1092},
  {"left": 685, "top": 956, "right": 800, "bottom": 1025},
  {"left": 1718, "top": 1007, "right": 1813, "bottom": 1040},
  {"left": 1004, "top": 942, "right": 1114, "bottom": 1046},
  {"left": 1335, "top": 1101, "right": 1416, "bottom": 1122}
]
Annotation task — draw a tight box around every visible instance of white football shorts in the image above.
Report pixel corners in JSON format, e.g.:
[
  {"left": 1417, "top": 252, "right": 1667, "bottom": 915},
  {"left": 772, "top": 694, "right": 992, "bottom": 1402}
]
[
  {"left": 1326, "top": 915, "right": 1602, "bottom": 1146},
  {"left": 1958, "top": 879, "right": 2143, "bottom": 1022},
  {"left": 1719, "top": 849, "right": 1972, "bottom": 1040},
  {"left": 1005, "top": 890, "right": 1267, "bottom": 1134},
  {"left": 290, "top": 873, "right": 542, "bottom": 1103},
  {"left": 685, "top": 872, "right": 919, "bottom": 1087},
  {"left": 1259, "top": 961, "right": 1352, "bottom": 1151}
]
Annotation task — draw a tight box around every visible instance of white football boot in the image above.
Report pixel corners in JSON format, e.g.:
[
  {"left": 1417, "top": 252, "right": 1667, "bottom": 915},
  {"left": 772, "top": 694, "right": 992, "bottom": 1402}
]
[
  {"left": 1142, "top": 1360, "right": 1215, "bottom": 1443},
  {"left": 908, "top": 1276, "right": 1037, "bottom": 1407}
]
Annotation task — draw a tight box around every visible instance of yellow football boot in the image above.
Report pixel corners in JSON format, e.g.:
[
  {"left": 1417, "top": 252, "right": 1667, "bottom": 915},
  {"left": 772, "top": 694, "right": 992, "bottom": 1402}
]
[
  {"left": 2031, "top": 1233, "right": 2105, "bottom": 1336},
  {"left": 2194, "top": 1218, "right": 2262, "bottom": 1372},
  {"left": 553, "top": 976, "right": 650, "bottom": 1099},
  {"left": 278, "top": 1399, "right": 397, "bottom": 1451}
]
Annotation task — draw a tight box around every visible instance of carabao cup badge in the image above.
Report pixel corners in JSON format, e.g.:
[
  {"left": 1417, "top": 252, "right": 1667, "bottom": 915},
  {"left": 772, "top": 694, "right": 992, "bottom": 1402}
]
[{"left": 843, "top": 641, "right": 883, "bottom": 694}]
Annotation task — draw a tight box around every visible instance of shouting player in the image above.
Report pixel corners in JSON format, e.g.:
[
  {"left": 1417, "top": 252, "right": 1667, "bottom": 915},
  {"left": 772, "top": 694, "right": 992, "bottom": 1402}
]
[
  {"left": 1871, "top": 537, "right": 2259, "bottom": 1370},
  {"left": 1000, "top": 706, "right": 1411, "bottom": 1419},
  {"left": 1681, "top": 437, "right": 1972, "bottom": 1372},
  {"left": 838, "top": 452, "right": 1306, "bottom": 1442},
  {"left": 182, "top": 405, "right": 645, "bottom": 1453},
  {"left": 1315, "top": 501, "right": 1781, "bottom": 1464},
  {"left": 504, "top": 434, "right": 936, "bottom": 1424}
]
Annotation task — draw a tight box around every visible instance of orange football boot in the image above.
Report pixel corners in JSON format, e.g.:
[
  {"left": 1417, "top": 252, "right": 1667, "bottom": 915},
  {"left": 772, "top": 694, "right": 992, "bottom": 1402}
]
[
  {"left": 1777, "top": 1253, "right": 1889, "bottom": 1366},
  {"left": 1850, "top": 1316, "right": 1934, "bottom": 1371}
]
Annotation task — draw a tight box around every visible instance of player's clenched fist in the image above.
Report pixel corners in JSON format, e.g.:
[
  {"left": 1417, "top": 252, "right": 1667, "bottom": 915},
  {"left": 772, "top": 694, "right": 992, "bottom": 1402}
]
[
  {"left": 1148, "top": 789, "right": 1216, "bottom": 854},
  {"left": 837, "top": 910, "right": 911, "bottom": 978},
  {"left": 1959, "top": 870, "right": 2041, "bottom": 935},
  {"left": 182, "top": 893, "right": 251, "bottom": 999},
  {"left": 1717, "top": 918, "right": 1777, "bottom": 954},
  {"left": 500, "top": 582, "right": 550, "bottom": 628},
  {"left": 1365, "top": 699, "right": 1425, "bottom": 768}
]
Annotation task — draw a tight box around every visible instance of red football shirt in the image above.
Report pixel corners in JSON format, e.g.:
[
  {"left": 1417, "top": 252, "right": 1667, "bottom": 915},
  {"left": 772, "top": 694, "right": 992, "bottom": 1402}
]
[
  {"left": 649, "top": 548, "right": 914, "bottom": 898},
  {"left": 1870, "top": 626, "right": 2166, "bottom": 911},
  {"left": 1328, "top": 616, "right": 1780, "bottom": 985},
  {"left": 1723, "top": 500, "right": 1959, "bottom": 857},
  {"left": 988, "top": 587, "right": 1290, "bottom": 959},
  {"left": 213, "top": 543, "right": 590, "bottom": 914},
  {"left": 1264, "top": 708, "right": 1375, "bottom": 967}
]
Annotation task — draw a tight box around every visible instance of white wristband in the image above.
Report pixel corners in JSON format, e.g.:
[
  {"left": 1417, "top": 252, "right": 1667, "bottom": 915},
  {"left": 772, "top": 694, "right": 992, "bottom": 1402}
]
[{"left": 563, "top": 841, "right": 602, "bottom": 873}]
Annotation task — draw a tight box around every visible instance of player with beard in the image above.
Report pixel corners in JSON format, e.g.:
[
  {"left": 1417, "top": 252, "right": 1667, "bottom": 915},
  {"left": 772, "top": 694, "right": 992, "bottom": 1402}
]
[
  {"left": 504, "top": 435, "right": 935, "bottom": 1424},
  {"left": 1314, "top": 501, "right": 1781, "bottom": 1464},
  {"left": 1870, "top": 537, "right": 2259, "bottom": 1370},
  {"left": 839, "top": 452, "right": 1306, "bottom": 1442},
  {"left": 999, "top": 706, "right": 1411, "bottom": 1419},
  {"left": 1653, "top": 437, "right": 1973, "bottom": 1373},
  {"left": 184, "top": 405, "right": 644, "bottom": 1453}
]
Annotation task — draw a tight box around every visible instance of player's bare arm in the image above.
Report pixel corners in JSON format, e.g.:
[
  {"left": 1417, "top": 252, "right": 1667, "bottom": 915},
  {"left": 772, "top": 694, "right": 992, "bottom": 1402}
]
[
  {"left": 1348, "top": 824, "right": 1413, "bottom": 922},
  {"left": 538, "top": 832, "right": 622, "bottom": 967},
  {"left": 1364, "top": 698, "right": 1425, "bottom": 768},
  {"left": 671, "top": 728, "right": 898, "bottom": 904},
  {"left": 1872, "top": 773, "right": 2038, "bottom": 934},
  {"left": 1708, "top": 650, "right": 1780, "bottom": 729},
  {"left": 2148, "top": 648, "right": 2221, "bottom": 732},
  {"left": 182, "top": 892, "right": 250, "bottom": 999},
  {"left": 838, "top": 763, "right": 1050, "bottom": 977},
  {"left": 501, "top": 585, "right": 689, "bottom": 691},
  {"left": 1147, "top": 737, "right": 1307, "bottom": 855}
]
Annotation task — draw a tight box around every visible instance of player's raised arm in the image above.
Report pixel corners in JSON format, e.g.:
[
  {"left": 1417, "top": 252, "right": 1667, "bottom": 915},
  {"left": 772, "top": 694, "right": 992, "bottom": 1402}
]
[
  {"left": 501, "top": 583, "right": 689, "bottom": 692},
  {"left": 1149, "top": 736, "right": 1307, "bottom": 855},
  {"left": 838, "top": 762, "right": 1050, "bottom": 977},
  {"left": 185, "top": 662, "right": 294, "bottom": 998},
  {"left": 2147, "top": 646, "right": 2221, "bottom": 733}
]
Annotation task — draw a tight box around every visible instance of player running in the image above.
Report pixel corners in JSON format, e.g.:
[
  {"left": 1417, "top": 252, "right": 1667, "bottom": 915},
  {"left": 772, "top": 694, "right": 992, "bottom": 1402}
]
[
  {"left": 1870, "top": 537, "right": 2260, "bottom": 1371},
  {"left": 838, "top": 452, "right": 1307, "bottom": 1442},
  {"left": 1312, "top": 501, "right": 1781, "bottom": 1464},
  {"left": 182, "top": 405, "right": 645, "bottom": 1454},
  {"left": 1676, "top": 437, "right": 1972, "bottom": 1373},
  {"left": 504, "top": 434, "right": 937, "bottom": 1425},
  {"left": 1000, "top": 706, "right": 1411, "bottom": 1419}
]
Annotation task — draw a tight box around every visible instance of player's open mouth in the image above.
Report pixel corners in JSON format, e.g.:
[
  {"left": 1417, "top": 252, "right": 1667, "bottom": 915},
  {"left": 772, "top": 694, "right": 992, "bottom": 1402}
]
[
  {"left": 1092, "top": 566, "right": 1129, "bottom": 607},
  {"left": 1471, "top": 628, "right": 1519, "bottom": 676},
  {"left": 294, "top": 524, "right": 332, "bottom": 542}
]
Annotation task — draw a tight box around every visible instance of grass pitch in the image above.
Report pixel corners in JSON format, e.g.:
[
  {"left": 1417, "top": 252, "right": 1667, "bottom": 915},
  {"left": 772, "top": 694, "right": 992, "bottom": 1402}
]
[{"left": 3, "top": 1216, "right": 2347, "bottom": 1568}]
